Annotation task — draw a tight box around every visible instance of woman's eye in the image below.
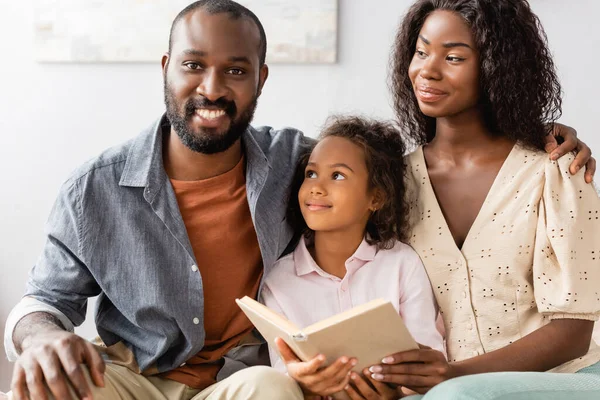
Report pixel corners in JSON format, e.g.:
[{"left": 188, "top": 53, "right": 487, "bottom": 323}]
[
  {"left": 416, "top": 50, "right": 427, "bottom": 58},
  {"left": 447, "top": 56, "right": 465, "bottom": 62},
  {"left": 332, "top": 172, "right": 345, "bottom": 181}
]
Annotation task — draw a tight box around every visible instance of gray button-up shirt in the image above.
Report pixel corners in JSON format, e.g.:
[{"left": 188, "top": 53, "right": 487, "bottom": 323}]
[{"left": 20, "top": 115, "right": 312, "bottom": 378}]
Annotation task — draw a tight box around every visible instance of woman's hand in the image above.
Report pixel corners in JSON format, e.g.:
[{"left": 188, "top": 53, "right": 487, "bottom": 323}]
[
  {"left": 545, "top": 123, "right": 596, "bottom": 183},
  {"left": 367, "top": 344, "right": 455, "bottom": 394},
  {"left": 344, "top": 369, "right": 402, "bottom": 399},
  {"left": 275, "top": 337, "right": 357, "bottom": 397}
]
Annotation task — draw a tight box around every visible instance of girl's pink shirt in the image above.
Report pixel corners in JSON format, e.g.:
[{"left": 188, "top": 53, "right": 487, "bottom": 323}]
[{"left": 260, "top": 236, "right": 445, "bottom": 372}]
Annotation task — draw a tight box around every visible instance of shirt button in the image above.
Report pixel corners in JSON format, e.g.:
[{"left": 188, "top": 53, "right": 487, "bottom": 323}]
[
  {"left": 462, "top": 291, "right": 467, "bottom": 298},
  {"left": 472, "top": 350, "right": 480, "bottom": 356},
  {"left": 191, "top": 264, "right": 198, "bottom": 272},
  {"left": 468, "top": 323, "right": 473, "bottom": 330},
  {"left": 180, "top": 362, "right": 186, "bottom": 367},
  {"left": 193, "top": 317, "right": 200, "bottom": 325}
]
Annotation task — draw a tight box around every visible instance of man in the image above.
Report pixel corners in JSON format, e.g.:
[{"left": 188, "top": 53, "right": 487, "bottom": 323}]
[
  {"left": 4, "top": 1, "right": 309, "bottom": 399},
  {"left": 2, "top": 1, "right": 594, "bottom": 399}
]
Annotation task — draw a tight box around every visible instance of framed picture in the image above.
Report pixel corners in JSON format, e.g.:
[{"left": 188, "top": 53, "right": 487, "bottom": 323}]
[{"left": 34, "top": 0, "right": 338, "bottom": 63}]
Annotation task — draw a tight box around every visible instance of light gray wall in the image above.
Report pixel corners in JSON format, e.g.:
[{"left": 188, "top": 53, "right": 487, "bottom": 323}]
[{"left": 1, "top": 0, "right": 598, "bottom": 390}]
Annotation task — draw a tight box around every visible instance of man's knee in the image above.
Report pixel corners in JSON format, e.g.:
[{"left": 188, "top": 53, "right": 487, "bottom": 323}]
[
  {"left": 220, "top": 366, "right": 303, "bottom": 400},
  {"left": 7, "top": 364, "right": 124, "bottom": 400},
  {"left": 57, "top": 365, "right": 116, "bottom": 400}
]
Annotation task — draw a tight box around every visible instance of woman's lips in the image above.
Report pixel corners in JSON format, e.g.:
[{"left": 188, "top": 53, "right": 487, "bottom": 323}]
[{"left": 415, "top": 86, "right": 448, "bottom": 103}]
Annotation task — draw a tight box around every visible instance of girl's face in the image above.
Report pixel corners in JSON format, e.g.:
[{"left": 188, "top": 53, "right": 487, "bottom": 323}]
[
  {"left": 408, "top": 10, "right": 480, "bottom": 119},
  {"left": 298, "top": 136, "right": 379, "bottom": 235}
]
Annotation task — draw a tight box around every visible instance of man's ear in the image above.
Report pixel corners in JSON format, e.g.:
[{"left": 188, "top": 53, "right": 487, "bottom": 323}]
[
  {"left": 161, "top": 53, "right": 170, "bottom": 78},
  {"left": 257, "top": 64, "right": 269, "bottom": 97}
]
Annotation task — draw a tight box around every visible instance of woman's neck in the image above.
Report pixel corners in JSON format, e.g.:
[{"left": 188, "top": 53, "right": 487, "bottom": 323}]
[
  {"left": 428, "top": 108, "right": 514, "bottom": 165},
  {"left": 311, "top": 229, "right": 365, "bottom": 279}
]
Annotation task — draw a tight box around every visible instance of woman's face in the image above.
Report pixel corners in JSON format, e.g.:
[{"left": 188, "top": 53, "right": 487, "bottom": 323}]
[{"left": 408, "top": 10, "right": 480, "bottom": 119}]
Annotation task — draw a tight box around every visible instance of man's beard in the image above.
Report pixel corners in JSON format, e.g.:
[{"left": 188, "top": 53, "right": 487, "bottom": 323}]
[{"left": 164, "top": 81, "right": 258, "bottom": 155}]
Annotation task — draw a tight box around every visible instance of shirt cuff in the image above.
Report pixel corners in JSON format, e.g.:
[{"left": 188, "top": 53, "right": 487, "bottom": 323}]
[
  {"left": 548, "top": 312, "right": 599, "bottom": 322},
  {"left": 4, "top": 296, "right": 74, "bottom": 361}
]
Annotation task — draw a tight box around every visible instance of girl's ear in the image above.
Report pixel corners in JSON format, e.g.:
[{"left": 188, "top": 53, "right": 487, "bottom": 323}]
[{"left": 369, "top": 188, "right": 386, "bottom": 212}]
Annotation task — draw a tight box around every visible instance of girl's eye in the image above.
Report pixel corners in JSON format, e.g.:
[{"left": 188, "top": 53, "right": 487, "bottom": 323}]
[
  {"left": 332, "top": 172, "right": 345, "bottom": 181},
  {"left": 305, "top": 170, "right": 317, "bottom": 179}
]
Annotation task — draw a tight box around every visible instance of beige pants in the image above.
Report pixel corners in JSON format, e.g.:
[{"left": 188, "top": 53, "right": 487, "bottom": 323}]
[{"left": 8, "top": 364, "right": 303, "bottom": 400}]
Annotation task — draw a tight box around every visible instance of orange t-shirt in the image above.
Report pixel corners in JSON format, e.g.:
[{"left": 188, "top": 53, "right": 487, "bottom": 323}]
[{"left": 160, "top": 156, "right": 263, "bottom": 389}]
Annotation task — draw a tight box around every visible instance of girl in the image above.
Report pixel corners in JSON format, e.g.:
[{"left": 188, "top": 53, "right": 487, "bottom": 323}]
[
  {"left": 260, "top": 116, "right": 444, "bottom": 399},
  {"left": 364, "top": 1, "right": 600, "bottom": 399}
]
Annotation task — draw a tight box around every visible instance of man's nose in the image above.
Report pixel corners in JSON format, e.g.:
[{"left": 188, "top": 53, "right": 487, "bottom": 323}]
[{"left": 197, "top": 69, "right": 229, "bottom": 102}]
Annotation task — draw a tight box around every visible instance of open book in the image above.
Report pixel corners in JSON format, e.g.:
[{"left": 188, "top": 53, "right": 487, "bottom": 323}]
[{"left": 236, "top": 296, "right": 418, "bottom": 373}]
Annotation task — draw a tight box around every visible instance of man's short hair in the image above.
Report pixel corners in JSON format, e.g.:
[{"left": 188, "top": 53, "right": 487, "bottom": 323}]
[{"left": 168, "top": 0, "right": 267, "bottom": 65}]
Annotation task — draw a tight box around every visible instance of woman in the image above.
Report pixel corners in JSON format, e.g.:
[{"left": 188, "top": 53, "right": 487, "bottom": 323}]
[{"left": 359, "top": 1, "right": 600, "bottom": 399}]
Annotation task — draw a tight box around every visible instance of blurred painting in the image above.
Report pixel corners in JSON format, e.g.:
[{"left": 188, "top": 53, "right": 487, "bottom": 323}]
[{"left": 33, "top": 0, "right": 338, "bottom": 63}]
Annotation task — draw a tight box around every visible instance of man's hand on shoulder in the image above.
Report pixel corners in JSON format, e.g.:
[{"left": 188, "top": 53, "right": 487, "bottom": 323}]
[{"left": 11, "top": 313, "right": 105, "bottom": 400}]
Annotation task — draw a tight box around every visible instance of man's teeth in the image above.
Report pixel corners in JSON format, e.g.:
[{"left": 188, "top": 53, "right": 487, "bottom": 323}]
[{"left": 196, "top": 109, "right": 226, "bottom": 120}]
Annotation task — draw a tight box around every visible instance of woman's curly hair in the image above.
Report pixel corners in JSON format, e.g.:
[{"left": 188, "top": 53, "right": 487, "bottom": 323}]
[
  {"left": 390, "top": 0, "right": 562, "bottom": 150},
  {"left": 287, "top": 116, "right": 409, "bottom": 249}
]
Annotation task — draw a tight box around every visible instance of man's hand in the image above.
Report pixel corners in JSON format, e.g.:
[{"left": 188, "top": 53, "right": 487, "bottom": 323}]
[
  {"left": 344, "top": 369, "right": 401, "bottom": 400},
  {"left": 545, "top": 123, "right": 596, "bottom": 183},
  {"left": 275, "top": 337, "right": 356, "bottom": 397},
  {"left": 11, "top": 330, "right": 105, "bottom": 400},
  {"left": 367, "top": 344, "right": 454, "bottom": 395}
]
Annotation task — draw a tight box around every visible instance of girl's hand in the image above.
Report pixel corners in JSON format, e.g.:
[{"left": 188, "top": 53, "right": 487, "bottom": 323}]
[
  {"left": 275, "top": 337, "right": 357, "bottom": 397},
  {"left": 344, "top": 369, "right": 402, "bottom": 399},
  {"left": 368, "top": 344, "right": 456, "bottom": 394}
]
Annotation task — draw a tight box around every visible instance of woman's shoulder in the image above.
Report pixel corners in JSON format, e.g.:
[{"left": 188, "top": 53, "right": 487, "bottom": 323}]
[
  {"left": 514, "top": 144, "right": 589, "bottom": 186},
  {"left": 403, "top": 146, "right": 424, "bottom": 167}
]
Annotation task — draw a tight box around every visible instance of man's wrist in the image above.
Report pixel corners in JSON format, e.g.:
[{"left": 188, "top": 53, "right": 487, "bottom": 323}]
[{"left": 14, "top": 312, "right": 66, "bottom": 353}]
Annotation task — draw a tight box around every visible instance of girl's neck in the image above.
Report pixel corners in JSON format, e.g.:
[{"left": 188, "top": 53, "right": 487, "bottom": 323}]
[{"left": 311, "top": 229, "right": 365, "bottom": 279}]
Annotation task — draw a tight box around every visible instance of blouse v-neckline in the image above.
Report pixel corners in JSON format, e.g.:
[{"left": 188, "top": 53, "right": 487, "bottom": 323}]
[{"left": 416, "top": 144, "right": 519, "bottom": 253}]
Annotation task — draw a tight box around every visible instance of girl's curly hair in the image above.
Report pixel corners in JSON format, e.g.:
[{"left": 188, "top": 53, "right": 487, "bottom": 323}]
[
  {"left": 390, "top": 0, "right": 562, "bottom": 149},
  {"left": 287, "top": 116, "right": 409, "bottom": 249}
]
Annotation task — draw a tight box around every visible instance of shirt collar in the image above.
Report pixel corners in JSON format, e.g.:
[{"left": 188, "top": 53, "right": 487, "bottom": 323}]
[
  {"left": 118, "top": 114, "right": 270, "bottom": 197},
  {"left": 294, "top": 235, "right": 378, "bottom": 277}
]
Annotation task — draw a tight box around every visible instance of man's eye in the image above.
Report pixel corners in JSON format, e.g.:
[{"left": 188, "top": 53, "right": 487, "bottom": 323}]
[
  {"left": 185, "top": 63, "right": 201, "bottom": 70},
  {"left": 227, "top": 68, "right": 244, "bottom": 75}
]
